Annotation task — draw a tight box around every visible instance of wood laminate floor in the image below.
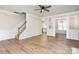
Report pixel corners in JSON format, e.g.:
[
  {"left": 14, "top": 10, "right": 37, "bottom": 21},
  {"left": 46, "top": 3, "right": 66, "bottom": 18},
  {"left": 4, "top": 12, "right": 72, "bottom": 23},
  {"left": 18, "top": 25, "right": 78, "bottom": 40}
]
[{"left": 0, "top": 33, "right": 79, "bottom": 54}]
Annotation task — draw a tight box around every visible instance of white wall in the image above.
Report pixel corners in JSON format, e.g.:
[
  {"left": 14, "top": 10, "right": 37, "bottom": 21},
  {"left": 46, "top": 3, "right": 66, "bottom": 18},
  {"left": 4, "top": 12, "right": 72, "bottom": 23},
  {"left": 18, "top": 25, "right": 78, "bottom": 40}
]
[
  {"left": 0, "top": 9, "right": 79, "bottom": 41},
  {"left": 42, "top": 11, "right": 79, "bottom": 40},
  {"left": 56, "top": 12, "right": 79, "bottom": 40},
  {"left": 78, "top": 15, "right": 79, "bottom": 40},
  {"left": 19, "top": 13, "right": 42, "bottom": 39},
  {"left": 0, "top": 9, "right": 42, "bottom": 40},
  {"left": 0, "top": 10, "right": 25, "bottom": 40},
  {"left": 77, "top": 14, "right": 79, "bottom": 40}
]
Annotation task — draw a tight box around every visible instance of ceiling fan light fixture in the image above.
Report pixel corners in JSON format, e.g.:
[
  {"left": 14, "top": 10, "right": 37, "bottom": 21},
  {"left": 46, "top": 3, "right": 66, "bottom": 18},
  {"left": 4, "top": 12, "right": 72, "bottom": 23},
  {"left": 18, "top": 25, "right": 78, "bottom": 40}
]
[
  {"left": 35, "top": 5, "right": 51, "bottom": 13},
  {"left": 42, "top": 9, "right": 44, "bottom": 12}
]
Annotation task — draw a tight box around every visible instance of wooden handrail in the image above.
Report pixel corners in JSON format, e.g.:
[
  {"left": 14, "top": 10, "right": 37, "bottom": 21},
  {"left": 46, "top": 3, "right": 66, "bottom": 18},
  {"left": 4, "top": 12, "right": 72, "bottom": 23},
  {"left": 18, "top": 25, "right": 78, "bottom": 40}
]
[
  {"left": 16, "top": 20, "right": 26, "bottom": 40},
  {"left": 18, "top": 21, "right": 26, "bottom": 30},
  {"left": 16, "top": 13, "right": 26, "bottom": 40}
]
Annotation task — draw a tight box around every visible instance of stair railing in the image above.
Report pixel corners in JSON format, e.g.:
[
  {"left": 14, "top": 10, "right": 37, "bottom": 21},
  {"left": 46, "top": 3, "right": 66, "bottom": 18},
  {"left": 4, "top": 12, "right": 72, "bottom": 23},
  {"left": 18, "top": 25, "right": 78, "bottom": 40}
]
[
  {"left": 16, "top": 20, "right": 26, "bottom": 40},
  {"left": 15, "top": 12, "right": 26, "bottom": 40}
]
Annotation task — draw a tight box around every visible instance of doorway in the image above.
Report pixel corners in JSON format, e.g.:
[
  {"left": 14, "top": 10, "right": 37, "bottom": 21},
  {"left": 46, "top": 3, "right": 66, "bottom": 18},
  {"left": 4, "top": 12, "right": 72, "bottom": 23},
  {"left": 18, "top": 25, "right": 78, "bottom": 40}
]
[
  {"left": 42, "top": 20, "right": 47, "bottom": 34},
  {"left": 56, "top": 18, "right": 67, "bottom": 34},
  {"left": 55, "top": 18, "right": 68, "bottom": 40}
]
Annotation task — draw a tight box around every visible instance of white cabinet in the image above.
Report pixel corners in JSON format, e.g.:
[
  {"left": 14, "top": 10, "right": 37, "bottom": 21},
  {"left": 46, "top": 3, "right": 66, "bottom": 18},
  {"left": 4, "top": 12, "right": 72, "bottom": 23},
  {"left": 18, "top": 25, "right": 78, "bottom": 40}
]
[
  {"left": 66, "top": 15, "right": 79, "bottom": 40},
  {"left": 66, "top": 29, "right": 78, "bottom": 40}
]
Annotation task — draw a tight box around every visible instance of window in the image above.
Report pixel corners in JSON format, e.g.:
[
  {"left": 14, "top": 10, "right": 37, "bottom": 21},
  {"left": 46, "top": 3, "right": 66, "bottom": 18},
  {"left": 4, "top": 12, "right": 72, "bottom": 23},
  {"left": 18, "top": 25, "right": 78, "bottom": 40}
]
[{"left": 57, "top": 19, "right": 67, "bottom": 30}]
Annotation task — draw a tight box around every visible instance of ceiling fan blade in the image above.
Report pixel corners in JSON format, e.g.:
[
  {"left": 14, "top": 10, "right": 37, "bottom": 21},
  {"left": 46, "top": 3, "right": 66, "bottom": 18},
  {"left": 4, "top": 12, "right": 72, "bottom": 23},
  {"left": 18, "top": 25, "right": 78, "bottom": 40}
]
[
  {"left": 44, "top": 9, "right": 49, "bottom": 12},
  {"left": 46, "top": 6, "right": 51, "bottom": 8},
  {"left": 35, "top": 9, "right": 41, "bottom": 10},
  {"left": 39, "top": 5, "right": 42, "bottom": 8}
]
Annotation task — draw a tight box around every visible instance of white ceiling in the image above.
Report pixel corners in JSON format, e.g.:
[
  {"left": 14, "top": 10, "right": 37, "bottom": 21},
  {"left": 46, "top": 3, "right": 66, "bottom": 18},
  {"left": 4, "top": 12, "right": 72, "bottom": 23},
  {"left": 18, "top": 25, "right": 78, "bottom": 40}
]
[{"left": 0, "top": 5, "right": 79, "bottom": 17}]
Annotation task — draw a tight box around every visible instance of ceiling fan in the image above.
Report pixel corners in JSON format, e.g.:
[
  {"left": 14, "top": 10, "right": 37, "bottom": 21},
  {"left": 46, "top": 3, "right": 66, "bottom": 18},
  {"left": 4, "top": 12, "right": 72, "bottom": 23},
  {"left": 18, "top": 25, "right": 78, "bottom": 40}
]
[{"left": 35, "top": 5, "right": 51, "bottom": 13}]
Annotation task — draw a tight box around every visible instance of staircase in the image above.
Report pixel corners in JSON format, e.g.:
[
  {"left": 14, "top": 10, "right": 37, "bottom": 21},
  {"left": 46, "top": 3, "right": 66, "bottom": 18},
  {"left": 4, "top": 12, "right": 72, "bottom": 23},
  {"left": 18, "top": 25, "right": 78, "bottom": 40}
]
[{"left": 15, "top": 12, "right": 26, "bottom": 40}]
